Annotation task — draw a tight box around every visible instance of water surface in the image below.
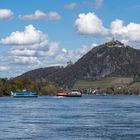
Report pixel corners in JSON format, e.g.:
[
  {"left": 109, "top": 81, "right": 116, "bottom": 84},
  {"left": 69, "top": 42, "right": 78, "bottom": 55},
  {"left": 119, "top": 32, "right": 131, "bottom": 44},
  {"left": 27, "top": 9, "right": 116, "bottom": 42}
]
[{"left": 0, "top": 96, "right": 140, "bottom": 140}]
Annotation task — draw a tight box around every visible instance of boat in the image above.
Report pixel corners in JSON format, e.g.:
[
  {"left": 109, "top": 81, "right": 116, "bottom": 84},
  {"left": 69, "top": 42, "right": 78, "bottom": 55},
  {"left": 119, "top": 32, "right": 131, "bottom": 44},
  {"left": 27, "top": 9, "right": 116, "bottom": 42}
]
[
  {"left": 56, "top": 92, "right": 68, "bottom": 97},
  {"left": 11, "top": 91, "right": 38, "bottom": 97},
  {"left": 56, "top": 90, "right": 82, "bottom": 97},
  {"left": 68, "top": 90, "right": 82, "bottom": 97}
]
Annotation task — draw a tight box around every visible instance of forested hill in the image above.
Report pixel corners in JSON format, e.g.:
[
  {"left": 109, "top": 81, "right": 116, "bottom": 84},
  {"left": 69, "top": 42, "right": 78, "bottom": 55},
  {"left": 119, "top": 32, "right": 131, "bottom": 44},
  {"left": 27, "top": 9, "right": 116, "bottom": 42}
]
[{"left": 15, "top": 40, "right": 140, "bottom": 88}]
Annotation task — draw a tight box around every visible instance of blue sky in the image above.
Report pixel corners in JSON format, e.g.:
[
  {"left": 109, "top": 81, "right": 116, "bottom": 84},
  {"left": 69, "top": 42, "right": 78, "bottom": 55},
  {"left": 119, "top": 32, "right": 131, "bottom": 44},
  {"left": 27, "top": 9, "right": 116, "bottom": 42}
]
[{"left": 0, "top": 0, "right": 140, "bottom": 77}]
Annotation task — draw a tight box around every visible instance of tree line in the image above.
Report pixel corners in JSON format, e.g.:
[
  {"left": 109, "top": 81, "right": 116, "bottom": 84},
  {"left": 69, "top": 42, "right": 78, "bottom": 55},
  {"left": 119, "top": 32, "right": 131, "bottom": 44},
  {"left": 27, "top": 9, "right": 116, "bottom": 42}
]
[{"left": 0, "top": 78, "right": 59, "bottom": 96}]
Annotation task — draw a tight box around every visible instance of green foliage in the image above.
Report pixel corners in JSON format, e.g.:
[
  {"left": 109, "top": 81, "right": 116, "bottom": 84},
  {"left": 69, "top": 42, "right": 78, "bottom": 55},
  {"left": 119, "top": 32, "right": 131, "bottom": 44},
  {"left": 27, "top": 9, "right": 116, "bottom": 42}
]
[
  {"left": 0, "top": 78, "right": 59, "bottom": 96},
  {"left": 134, "top": 77, "right": 140, "bottom": 82},
  {"left": 74, "top": 77, "right": 133, "bottom": 89},
  {"left": 106, "top": 87, "right": 114, "bottom": 94},
  {"left": 74, "top": 77, "right": 140, "bottom": 95},
  {"left": 40, "top": 84, "right": 59, "bottom": 96}
]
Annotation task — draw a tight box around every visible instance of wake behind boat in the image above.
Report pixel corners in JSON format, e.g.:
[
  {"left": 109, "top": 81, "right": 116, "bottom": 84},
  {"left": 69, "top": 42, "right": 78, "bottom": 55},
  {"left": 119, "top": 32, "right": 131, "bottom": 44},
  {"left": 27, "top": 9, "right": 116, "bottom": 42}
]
[{"left": 11, "top": 91, "right": 38, "bottom": 97}]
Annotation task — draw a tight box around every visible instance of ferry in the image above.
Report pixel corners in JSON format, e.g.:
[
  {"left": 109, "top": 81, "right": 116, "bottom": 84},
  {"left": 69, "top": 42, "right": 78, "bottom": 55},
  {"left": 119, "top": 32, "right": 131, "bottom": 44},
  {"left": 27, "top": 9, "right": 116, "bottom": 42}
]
[
  {"left": 56, "top": 90, "right": 82, "bottom": 97},
  {"left": 56, "top": 92, "right": 68, "bottom": 97},
  {"left": 11, "top": 91, "right": 38, "bottom": 98},
  {"left": 68, "top": 90, "right": 82, "bottom": 97}
]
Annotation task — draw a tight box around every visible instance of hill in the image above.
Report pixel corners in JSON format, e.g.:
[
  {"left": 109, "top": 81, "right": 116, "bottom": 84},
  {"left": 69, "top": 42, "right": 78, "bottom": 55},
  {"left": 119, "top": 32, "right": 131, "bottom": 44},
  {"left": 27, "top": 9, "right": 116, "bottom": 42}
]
[
  {"left": 15, "top": 66, "right": 63, "bottom": 81},
  {"left": 74, "top": 77, "right": 134, "bottom": 89},
  {"left": 14, "top": 40, "right": 140, "bottom": 89}
]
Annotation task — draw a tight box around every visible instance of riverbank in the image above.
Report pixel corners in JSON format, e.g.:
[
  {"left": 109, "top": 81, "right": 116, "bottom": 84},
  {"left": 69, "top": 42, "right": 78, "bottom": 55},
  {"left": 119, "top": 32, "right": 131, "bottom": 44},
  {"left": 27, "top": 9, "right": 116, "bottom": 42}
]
[
  {"left": 74, "top": 77, "right": 140, "bottom": 95},
  {"left": 0, "top": 76, "right": 139, "bottom": 96}
]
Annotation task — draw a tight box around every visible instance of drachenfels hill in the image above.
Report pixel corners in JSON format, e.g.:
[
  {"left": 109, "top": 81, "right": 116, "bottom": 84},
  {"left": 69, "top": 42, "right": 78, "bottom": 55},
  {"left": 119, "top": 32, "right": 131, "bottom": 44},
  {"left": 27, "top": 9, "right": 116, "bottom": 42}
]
[{"left": 15, "top": 40, "right": 140, "bottom": 88}]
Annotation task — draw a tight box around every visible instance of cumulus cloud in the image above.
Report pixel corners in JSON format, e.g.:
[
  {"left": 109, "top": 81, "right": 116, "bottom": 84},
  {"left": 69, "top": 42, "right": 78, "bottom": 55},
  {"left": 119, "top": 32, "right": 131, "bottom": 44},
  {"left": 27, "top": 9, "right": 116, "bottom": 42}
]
[
  {"left": 0, "top": 9, "right": 13, "bottom": 20},
  {"left": 111, "top": 19, "right": 140, "bottom": 44},
  {"left": 0, "top": 25, "right": 48, "bottom": 64},
  {"left": 0, "top": 24, "right": 48, "bottom": 47},
  {"left": 19, "top": 10, "right": 61, "bottom": 21},
  {"left": 64, "top": 3, "right": 79, "bottom": 10},
  {"left": 75, "top": 12, "right": 140, "bottom": 47},
  {"left": 75, "top": 12, "right": 109, "bottom": 36},
  {"left": 93, "top": 0, "right": 103, "bottom": 9}
]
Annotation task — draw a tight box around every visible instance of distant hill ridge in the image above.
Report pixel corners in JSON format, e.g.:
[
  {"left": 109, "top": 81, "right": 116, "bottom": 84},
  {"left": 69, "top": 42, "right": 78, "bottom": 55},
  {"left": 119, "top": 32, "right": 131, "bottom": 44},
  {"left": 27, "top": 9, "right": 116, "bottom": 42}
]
[{"left": 14, "top": 40, "right": 140, "bottom": 88}]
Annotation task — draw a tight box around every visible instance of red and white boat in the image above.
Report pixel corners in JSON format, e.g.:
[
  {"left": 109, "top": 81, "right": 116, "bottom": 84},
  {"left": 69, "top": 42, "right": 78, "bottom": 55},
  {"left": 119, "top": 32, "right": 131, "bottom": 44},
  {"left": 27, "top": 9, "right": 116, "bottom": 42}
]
[{"left": 56, "top": 90, "right": 82, "bottom": 97}]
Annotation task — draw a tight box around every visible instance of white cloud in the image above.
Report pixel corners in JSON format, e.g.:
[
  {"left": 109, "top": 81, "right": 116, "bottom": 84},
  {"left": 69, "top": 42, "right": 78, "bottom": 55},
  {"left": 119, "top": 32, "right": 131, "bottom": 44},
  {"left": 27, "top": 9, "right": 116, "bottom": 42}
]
[
  {"left": 93, "top": 0, "right": 103, "bottom": 9},
  {"left": 19, "top": 10, "right": 61, "bottom": 21},
  {"left": 75, "top": 12, "right": 140, "bottom": 47},
  {"left": 75, "top": 12, "right": 109, "bottom": 36},
  {"left": 111, "top": 19, "right": 140, "bottom": 45},
  {"left": 0, "top": 66, "right": 9, "bottom": 71},
  {"left": 0, "top": 24, "right": 48, "bottom": 47},
  {"left": 10, "top": 49, "right": 36, "bottom": 56},
  {"left": 64, "top": 3, "right": 79, "bottom": 10},
  {"left": 0, "top": 24, "right": 49, "bottom": 64},
  {"left": 0, "top": 9, "right": 13, "bottom": 20},
  {"left": 14, "top": 56, "right": 39, "bottom": 64}
]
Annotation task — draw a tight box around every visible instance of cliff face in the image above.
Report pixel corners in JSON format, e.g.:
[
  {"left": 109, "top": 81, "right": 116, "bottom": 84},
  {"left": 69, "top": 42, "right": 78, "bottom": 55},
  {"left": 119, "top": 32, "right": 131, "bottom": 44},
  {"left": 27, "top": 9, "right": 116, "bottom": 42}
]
[{"left": 15, "top": 40, "right": 140, "bottom": 88}]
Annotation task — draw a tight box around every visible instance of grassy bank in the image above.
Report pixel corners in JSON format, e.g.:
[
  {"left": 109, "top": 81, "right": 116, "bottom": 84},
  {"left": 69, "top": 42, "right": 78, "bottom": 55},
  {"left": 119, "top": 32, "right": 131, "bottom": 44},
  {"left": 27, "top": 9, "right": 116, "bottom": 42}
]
[{"left": 74, "top": 77, "right": 140, "bottom": 95}]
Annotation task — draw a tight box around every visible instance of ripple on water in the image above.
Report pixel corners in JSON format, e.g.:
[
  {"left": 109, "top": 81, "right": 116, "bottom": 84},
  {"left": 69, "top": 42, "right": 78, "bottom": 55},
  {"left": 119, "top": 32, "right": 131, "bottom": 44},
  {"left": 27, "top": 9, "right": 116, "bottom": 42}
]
[{"left": 0, "top": 96, "right": 140, "bottom": 140}]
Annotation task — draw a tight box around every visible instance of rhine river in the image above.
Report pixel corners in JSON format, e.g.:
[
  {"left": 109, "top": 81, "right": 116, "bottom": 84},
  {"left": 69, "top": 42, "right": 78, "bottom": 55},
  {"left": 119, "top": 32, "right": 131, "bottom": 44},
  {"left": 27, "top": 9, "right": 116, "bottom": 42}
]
[{"left": 0, "top": 96, "right": 140, "bottom": 140}]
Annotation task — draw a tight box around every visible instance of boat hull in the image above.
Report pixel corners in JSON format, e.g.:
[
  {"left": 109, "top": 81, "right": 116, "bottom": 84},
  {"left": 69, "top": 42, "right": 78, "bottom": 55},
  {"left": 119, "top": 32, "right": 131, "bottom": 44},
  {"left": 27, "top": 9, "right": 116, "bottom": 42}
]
[
  {"left": 56, "top": 92, "right": 82, "bottom": 97},
  {"left": 12, "top": 95, "right": 38, "bottom": 98},
  {"left": 56, "top": 92, "right": 68, "bottom": 97},
  {"left": 11, "top": 91, "right": 38, "bottom": 98}
]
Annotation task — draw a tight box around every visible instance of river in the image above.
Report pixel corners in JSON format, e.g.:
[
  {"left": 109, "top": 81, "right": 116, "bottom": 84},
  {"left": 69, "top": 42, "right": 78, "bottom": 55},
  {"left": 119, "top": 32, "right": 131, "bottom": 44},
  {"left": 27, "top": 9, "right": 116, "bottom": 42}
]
[{"left": 0, "top": 96, "right": 140, "bottom": 140}]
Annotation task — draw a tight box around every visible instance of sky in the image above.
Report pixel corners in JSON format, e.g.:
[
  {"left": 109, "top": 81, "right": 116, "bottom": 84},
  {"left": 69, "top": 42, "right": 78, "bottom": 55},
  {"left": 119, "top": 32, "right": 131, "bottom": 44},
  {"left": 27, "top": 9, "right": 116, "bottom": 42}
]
[{"left": 0, "top": 0, "right": 140, "bottom": 78}]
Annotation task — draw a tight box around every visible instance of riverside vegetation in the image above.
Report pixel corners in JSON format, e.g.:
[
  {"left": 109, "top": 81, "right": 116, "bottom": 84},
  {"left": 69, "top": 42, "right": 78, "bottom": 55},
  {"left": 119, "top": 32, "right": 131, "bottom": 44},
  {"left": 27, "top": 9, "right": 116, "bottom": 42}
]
[
  {"left": 0, "top": 76, "right": 139, "bottom": 96},
  {"left": 0, "top": 78, "right": 59, "bottom": 96}
]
